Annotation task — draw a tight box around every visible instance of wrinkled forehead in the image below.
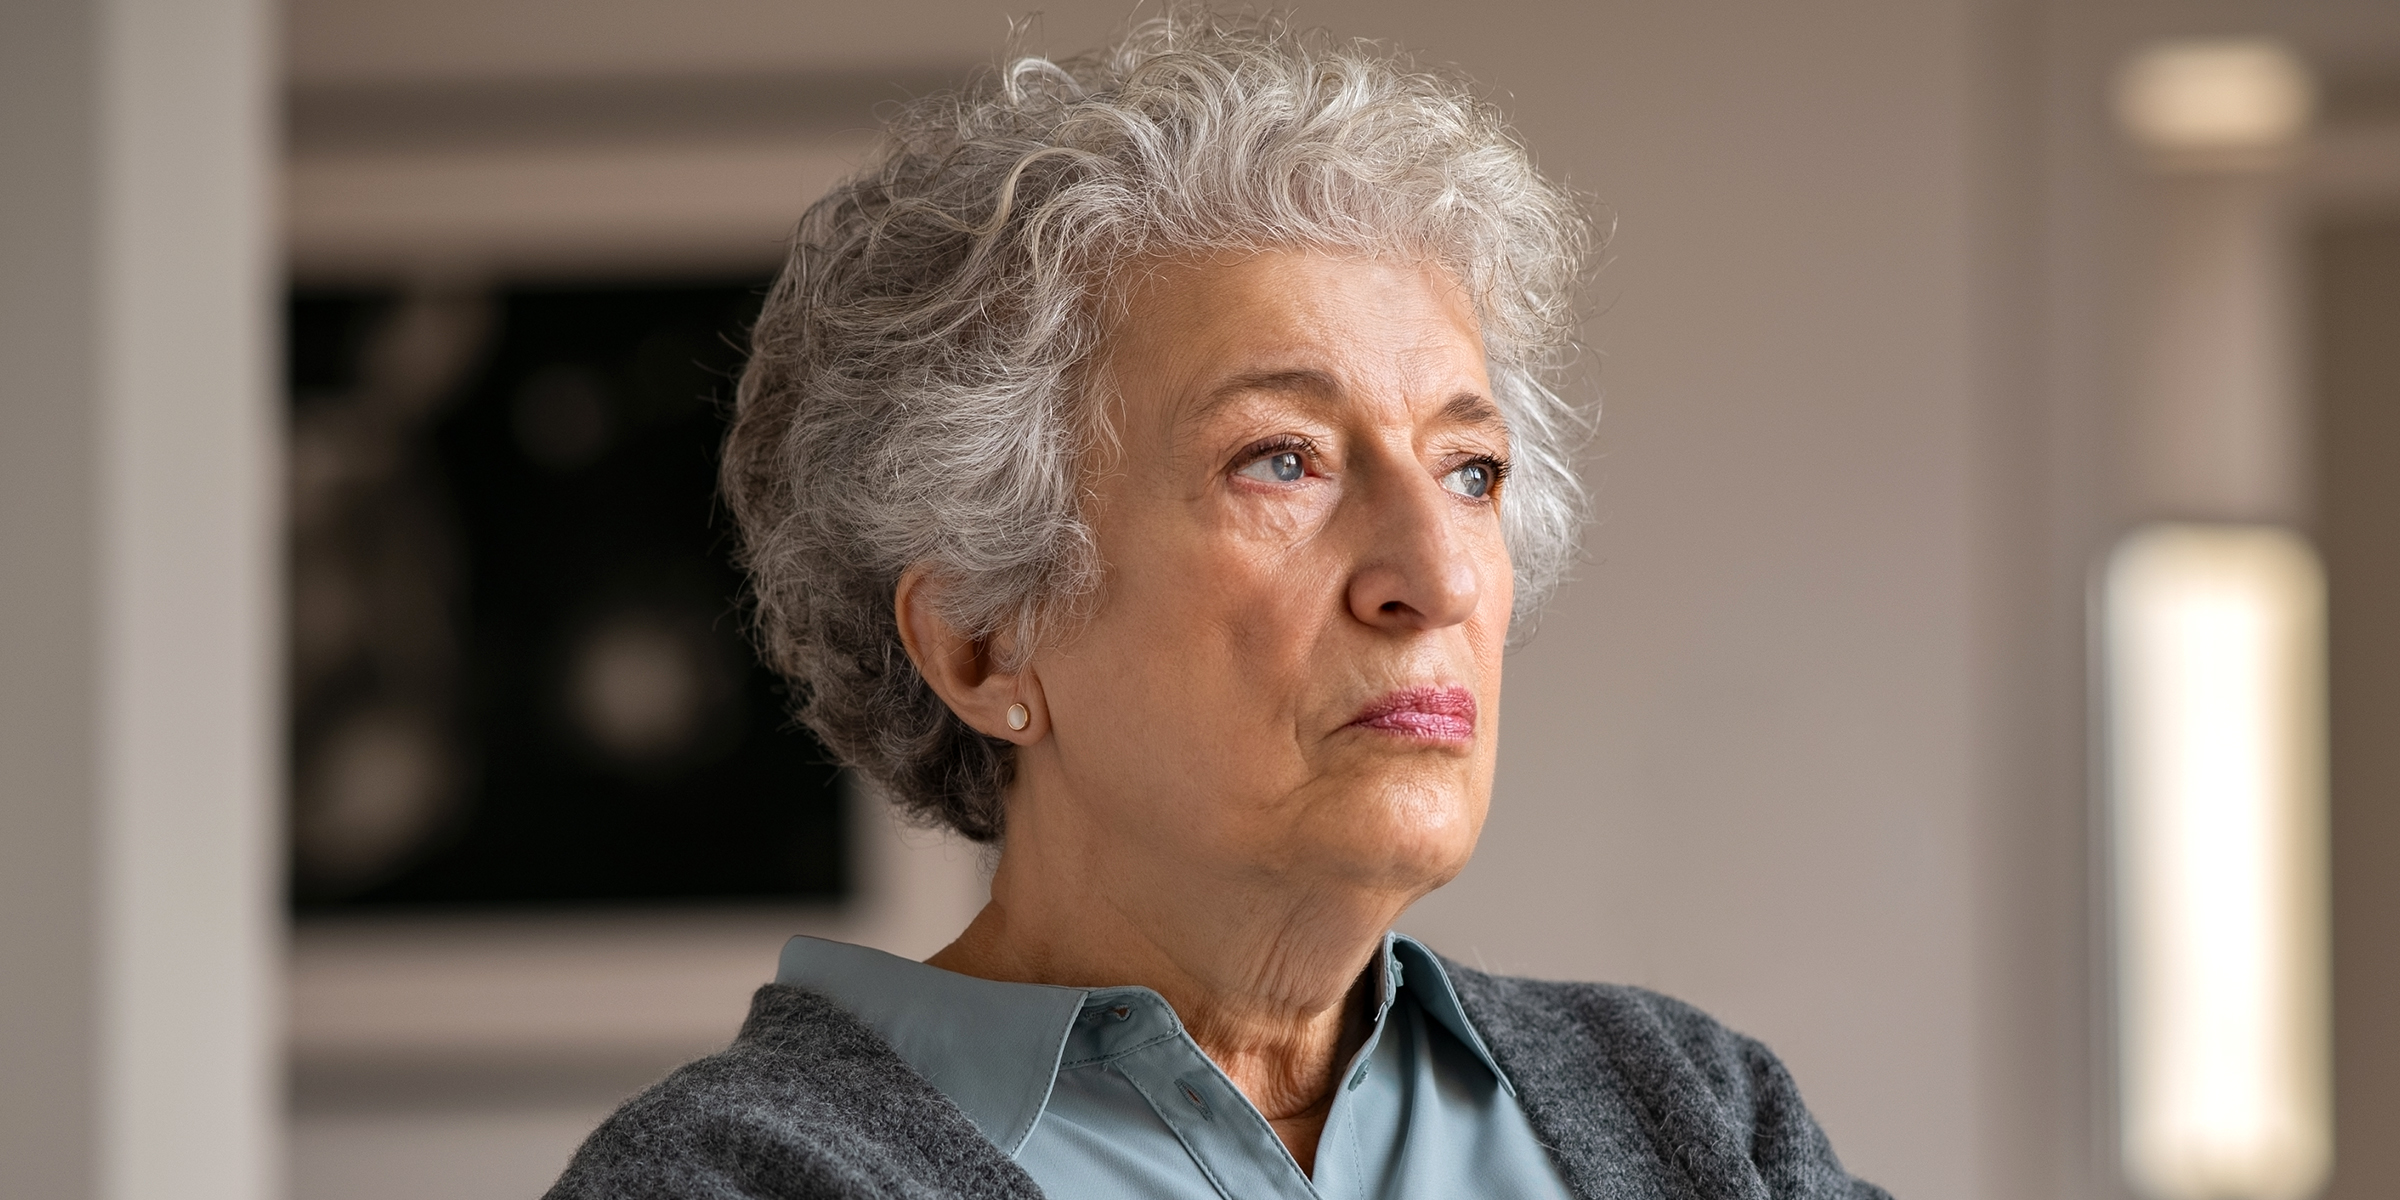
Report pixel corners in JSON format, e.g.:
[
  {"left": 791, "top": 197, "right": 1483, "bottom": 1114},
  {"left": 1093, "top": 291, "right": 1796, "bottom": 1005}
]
[
  {"left": 1175, "top": 369, "right": 1509, "bottom": 447},
  {"left": 1090, "top": 249, "right": 1499, "bottom": 445}
]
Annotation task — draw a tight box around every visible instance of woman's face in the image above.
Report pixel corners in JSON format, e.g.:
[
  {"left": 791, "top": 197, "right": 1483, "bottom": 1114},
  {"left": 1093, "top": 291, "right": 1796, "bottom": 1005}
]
[{"left": 1020, "top": 249, "right": 1514, "bottom": 904}]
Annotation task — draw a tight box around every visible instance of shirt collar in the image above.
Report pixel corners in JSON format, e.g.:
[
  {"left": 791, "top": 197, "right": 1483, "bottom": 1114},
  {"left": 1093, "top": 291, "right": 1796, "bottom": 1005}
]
[
  {"left": 773, "top": 931, "right": 1511, "bottom": 1155},
  {"left": 1386, "top": 932, "right": 1516, "bottom": 1096},
  {"left": 775, "top": 936, "right": 1085, "bottom": 1154}
]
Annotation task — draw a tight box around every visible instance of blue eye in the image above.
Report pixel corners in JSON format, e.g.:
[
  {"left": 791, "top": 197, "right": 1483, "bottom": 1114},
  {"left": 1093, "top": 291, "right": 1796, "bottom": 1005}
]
[
  {"left": 1443, "top": 460, "right": 1497, "bottom": 499},
  {"left": 1238, "top": 450, "right": 1307, "bottom": 484}
]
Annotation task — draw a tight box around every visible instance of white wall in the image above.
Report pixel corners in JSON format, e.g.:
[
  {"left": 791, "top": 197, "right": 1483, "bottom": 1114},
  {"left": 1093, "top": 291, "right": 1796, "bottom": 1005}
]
[{"left": 0, "top": 1, "right": 281, "bottom": 1198}]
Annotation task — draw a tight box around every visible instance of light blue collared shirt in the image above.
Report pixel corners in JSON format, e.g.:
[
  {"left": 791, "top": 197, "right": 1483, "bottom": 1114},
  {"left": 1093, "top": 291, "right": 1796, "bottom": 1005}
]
[{"left": 776, "top": 932, "right": 1575, "bottom": 1200}]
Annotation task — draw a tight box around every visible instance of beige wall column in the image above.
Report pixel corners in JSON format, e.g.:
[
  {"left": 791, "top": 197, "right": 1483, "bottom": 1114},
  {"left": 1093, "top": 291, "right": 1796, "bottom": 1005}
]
[
  {"left": 0, "top": 0, "right": 281, "bottom": 1197},
  {"left": 2128, "top": 168, "right": 2310, "bottom": 523},
  {"left": 2116, "top": 40, "right": 2317, "bottom": 524}
]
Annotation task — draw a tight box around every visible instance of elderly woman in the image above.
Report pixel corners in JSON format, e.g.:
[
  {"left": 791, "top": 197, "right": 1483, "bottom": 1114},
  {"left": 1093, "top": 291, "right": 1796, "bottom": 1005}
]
[{"left": 551, "top": 15, "right": 1884, "bottom": 1200}]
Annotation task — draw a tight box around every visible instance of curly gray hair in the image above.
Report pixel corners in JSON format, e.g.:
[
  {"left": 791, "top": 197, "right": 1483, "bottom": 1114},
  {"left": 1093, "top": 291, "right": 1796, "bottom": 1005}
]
[{"left": 724, "top": 11, "right": 1595, "bottom": 841}]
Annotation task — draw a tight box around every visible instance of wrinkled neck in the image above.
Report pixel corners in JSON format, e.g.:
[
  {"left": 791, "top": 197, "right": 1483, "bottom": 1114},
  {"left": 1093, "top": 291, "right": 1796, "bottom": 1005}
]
[{"left": 926, "top": 783, "right": 1410, "bottom": 1171}]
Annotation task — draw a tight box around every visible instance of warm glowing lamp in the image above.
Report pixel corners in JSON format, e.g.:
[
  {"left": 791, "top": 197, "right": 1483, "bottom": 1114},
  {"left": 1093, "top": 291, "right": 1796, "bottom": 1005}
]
[
  {"left": 2115, "top": 38, "right": 2316, "bottom": 157},
  {"left": 2104, "top": 524, "right": 2331, "bottom": 1200}
]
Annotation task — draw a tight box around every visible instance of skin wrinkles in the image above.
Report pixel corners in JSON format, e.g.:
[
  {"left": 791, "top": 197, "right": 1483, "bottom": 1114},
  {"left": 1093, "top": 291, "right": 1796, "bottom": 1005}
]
[{"left": 899, "top": 249, "right": 1514, "bottom": 1174}]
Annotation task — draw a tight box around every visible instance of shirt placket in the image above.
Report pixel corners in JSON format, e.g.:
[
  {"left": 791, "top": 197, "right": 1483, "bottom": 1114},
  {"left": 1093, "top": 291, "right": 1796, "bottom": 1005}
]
[
  {"left": 1308, "top": 937, "right": 1406, "bottom": 1199},
  {"left": 1074, "top": 939, "right": 1413, "bottom": 1200},
  {"left": 1075, "top": 990, "right": 1317, "bottom": 1200}
]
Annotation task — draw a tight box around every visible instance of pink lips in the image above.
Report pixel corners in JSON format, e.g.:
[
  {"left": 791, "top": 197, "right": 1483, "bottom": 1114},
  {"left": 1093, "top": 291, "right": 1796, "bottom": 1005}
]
[{"left": 1349, "top": 685, "right": 1478, "bottom": 744}]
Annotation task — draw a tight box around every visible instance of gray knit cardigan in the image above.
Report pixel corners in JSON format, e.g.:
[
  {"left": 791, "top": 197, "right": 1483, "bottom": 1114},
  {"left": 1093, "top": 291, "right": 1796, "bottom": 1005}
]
[{"left": 547, "top": 962, "right": 1893, "bottom": 1200}]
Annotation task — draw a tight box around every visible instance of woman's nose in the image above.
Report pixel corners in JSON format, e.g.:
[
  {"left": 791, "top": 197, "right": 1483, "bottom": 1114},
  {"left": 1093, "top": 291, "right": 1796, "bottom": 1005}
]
[{"left": 1344, "top": 469, "right": 1483, "bottom": 631}]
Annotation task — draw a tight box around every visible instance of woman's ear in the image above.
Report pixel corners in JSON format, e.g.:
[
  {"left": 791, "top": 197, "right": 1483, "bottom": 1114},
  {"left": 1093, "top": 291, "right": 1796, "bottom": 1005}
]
[{"left": 893, "top": 566, "right": 1046, "bottom": 744}]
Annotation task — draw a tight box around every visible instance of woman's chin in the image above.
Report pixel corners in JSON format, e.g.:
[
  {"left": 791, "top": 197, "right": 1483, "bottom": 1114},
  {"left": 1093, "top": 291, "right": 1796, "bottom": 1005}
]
[{"left": 1288, "top": 781, "right": 1485, "bottom": 891}]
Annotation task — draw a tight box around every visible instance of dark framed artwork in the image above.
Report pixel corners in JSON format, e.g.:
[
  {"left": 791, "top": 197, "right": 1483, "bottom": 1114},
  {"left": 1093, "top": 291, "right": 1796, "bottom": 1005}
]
[{"left": 287, "top": 278, "right": 846, "bottom": 912}]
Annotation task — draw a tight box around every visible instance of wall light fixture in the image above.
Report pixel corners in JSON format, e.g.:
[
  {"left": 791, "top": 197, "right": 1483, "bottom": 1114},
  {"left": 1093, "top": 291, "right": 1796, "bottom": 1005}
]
[{"left": 2104, "top": 523, "right": 2331, "bottom": 1200}]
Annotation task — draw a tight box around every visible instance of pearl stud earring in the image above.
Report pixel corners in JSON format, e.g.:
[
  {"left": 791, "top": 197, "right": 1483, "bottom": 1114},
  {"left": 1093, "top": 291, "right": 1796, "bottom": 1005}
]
[{"left": 1006, "top": 702, "right": 1030, "bottom": 731}]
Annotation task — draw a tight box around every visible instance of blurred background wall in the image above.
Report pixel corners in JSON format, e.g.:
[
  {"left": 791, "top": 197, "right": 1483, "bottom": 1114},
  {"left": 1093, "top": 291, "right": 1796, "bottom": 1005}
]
[
  {"left": 4, "top": 1, "right": 279, "bottom": 1198},
  {"left": 7, "top": 2, "right": 2400, "bottom": 1200}
]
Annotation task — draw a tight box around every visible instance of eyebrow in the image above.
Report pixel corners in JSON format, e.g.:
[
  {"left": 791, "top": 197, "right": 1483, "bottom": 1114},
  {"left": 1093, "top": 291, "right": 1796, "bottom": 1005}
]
[
  {"left": 1438, "top": 391, "right": 1509, "bottom": 433},
  {"left": 1183, "top": 368, "right": 1342, "bottom": 425},
  {"left": 1183, "top": 369, "right": 1507, "bottom": 436}
]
